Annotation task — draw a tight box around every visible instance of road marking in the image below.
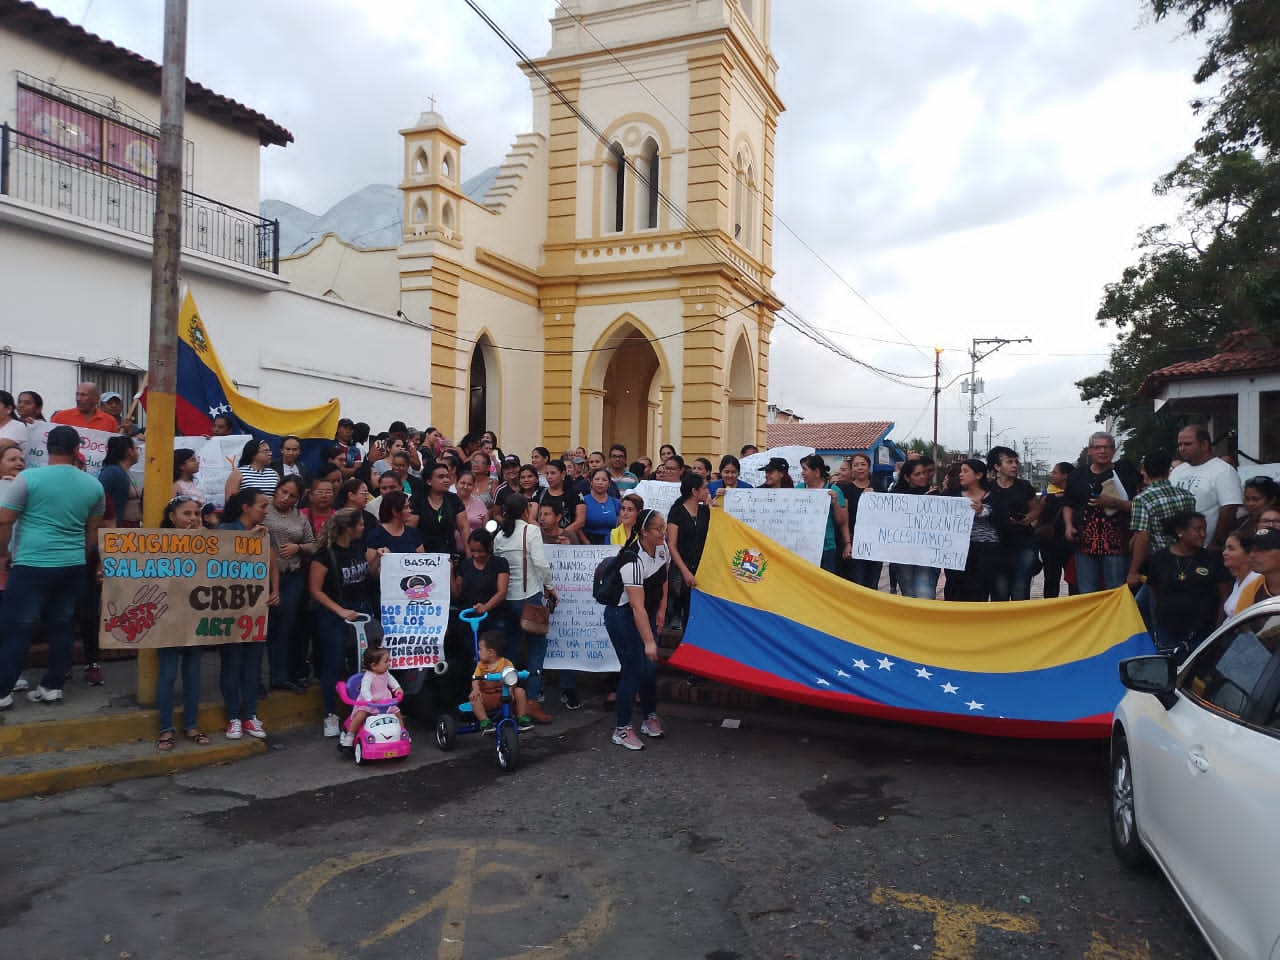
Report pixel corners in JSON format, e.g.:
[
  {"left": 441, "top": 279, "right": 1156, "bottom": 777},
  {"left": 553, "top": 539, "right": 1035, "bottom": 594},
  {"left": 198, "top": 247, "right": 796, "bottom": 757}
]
[
  {"left": 872, "top": 887, "right": 1039, "bottom": 960},
  {"left": 268, "top": 838, "right": 613, "bottom": 960},
  {"left": 1083, "top": 931, "right": 1151, "bottom": 960}
]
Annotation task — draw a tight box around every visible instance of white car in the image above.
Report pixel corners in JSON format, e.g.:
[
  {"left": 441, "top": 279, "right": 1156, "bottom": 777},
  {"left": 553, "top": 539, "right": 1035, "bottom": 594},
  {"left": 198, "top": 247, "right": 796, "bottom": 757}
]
[{"left": 1111, "top": 596, "right": 1280, "bottom": 960}]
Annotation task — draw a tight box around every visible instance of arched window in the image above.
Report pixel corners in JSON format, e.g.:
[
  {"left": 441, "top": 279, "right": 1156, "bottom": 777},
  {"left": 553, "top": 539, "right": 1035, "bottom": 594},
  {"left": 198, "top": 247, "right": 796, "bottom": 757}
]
[
  {"left": 412, "top": 198, "right": 428, "bottom": 224},
  {"left": 442, "top": 201, "right": 455, "bottom": 231},
  {"left": 412, "top": 147, "right": 428, "bottom": 176},
  {"left": 603, "top": 141, "right": 625, "bottom": 234},
  {"left": 733, "top": 152, "right": 746, "bottom": 241},
  {"left": 639, "top": 137, "right": 660, "bottom": 229},
  {"left": 442, "top": 151, "right": 454, "bottom": 180}
]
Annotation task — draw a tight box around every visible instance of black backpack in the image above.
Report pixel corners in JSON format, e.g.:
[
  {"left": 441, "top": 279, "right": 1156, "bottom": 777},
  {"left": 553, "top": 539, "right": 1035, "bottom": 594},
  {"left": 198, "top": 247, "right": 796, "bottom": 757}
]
[{"left": 593, "top": 543, "right": 639, "bottom": 605}]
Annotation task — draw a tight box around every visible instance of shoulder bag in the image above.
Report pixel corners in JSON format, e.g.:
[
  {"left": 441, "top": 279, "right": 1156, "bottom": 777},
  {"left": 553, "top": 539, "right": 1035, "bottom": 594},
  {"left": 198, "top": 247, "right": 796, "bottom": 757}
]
[{"left": 518, "top": 525, "right": 551, "bottom": 635}]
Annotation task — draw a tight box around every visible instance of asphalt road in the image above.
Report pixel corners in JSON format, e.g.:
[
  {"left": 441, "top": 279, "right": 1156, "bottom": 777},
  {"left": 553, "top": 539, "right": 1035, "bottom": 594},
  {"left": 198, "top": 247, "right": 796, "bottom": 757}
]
[{"left": 1, "top": 700, "right": 1213, "bottom": 960}]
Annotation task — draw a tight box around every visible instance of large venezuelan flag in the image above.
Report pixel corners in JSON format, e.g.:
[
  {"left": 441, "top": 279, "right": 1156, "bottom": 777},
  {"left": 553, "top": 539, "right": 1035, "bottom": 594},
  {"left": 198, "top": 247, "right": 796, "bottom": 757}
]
[
  {"left": 669, "top": 511, "right": 1154, "bottom": 740},
  {"left": 171, "top": 289, "right": 340, "bottom": 462}
]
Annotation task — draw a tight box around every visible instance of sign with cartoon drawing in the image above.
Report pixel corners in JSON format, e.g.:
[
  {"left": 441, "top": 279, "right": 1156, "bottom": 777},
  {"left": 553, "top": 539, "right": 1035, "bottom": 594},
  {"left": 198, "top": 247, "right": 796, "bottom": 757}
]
[{"left": 379, "top": 553, "right": 450, "bottom": 669}]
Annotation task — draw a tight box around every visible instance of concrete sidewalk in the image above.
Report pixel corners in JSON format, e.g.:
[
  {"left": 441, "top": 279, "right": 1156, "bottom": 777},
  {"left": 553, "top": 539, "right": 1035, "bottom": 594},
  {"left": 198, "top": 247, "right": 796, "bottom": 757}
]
[{"left": 0, "top": 651, "right": 324, "bottom": 800}]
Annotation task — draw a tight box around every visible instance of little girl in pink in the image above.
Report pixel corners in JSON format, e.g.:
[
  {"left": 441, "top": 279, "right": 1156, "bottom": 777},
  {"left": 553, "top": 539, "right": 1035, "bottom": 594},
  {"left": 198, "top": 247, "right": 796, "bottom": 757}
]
[{"left": 340, "top": 646, "right": 402, "bottom": 748}]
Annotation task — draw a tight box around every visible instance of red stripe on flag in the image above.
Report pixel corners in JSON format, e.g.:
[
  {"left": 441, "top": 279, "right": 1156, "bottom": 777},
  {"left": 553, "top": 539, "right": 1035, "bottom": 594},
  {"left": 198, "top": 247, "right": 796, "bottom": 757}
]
[{"left": 668, "top": 644, "right": 1111, "bottom": 740}]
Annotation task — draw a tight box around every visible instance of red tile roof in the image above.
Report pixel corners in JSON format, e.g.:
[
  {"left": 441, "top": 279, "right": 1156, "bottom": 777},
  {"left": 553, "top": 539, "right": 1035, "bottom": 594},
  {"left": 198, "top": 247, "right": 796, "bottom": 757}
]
[
  {"left": 0, "top": 0, "right": 293, "bottom": 147},
  {"left": 1137, "top": 329, "right": 1280, "bottom": 398},
  {"left": 766, "top": 421, "right": 894, "bottom": 451}
]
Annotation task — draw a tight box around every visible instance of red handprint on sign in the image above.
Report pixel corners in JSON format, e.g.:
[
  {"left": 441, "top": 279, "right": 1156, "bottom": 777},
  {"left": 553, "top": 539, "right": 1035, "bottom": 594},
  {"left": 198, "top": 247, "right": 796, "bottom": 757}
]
[{"left": 102, "top": 584, "right": 169, "bottom": 645}]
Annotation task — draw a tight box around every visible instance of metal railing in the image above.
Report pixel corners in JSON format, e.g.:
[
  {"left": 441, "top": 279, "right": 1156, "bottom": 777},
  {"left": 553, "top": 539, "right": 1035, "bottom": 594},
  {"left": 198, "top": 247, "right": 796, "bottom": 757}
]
[{"left": 0, "top": 123, "right": 279, "bottom": 273}]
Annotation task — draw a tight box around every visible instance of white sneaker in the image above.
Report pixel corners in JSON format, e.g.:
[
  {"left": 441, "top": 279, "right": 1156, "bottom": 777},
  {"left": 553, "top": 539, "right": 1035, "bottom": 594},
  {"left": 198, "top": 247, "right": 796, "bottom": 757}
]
[
  {"left": 27, "top": 686, "right": 63, "bottom": 703},
  {"left": 339, "top": 731, "right": 354, "bottom": 748},
  {"left": 12, "top": 676, "right": 29, "bottom": 692},
  {"left": 243, "top": 717, "right": 267, "bottom": 740},
  {"left": 225, "top": 719, "right": 243, "bottom": 740},
  {"left": 323, "top": 714, "right": 340, "bottom": 738}
]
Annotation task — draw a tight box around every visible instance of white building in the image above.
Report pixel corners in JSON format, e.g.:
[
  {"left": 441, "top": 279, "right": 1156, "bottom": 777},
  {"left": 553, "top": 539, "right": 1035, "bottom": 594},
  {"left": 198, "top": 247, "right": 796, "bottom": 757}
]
[{"left": 0, "top": 0, "right": 429, "bottom": 428}]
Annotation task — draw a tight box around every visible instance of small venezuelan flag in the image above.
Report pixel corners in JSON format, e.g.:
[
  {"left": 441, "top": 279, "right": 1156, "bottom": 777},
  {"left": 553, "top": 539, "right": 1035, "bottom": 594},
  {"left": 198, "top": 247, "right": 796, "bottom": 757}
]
[{"left": 670, "top": 511, "right": 1154, "bottom": 739}]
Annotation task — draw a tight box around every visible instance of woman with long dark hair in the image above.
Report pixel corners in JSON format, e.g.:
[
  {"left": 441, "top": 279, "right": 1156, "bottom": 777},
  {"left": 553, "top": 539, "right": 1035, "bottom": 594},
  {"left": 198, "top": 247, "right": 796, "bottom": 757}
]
[
  {"left": 1036, "top": 462, "right": 1076, "bottom": 598},
  {"left": 225, "top": 438, "right": 279, "bottom": 500},
  {"left": 890, "top": 459, "right": 942, "bottom": 599},
  {"left": 154, "top": 495, "right": 211, "bottom": 751},
  {"left": 309, "top": 507, "right": 373, "bottom": 739},
  {"left": 582, "top": 468, "right": 621, "bottom": 545},
  {"left": 836, "top": 453, "right": 879, "bottom": 589},
  {"left": 172, "top": 447, "right": 202, "bottom": 502},
  {"left": 0, "top": 391, "right": 26, "bottom": 443},
  {"left": 262, "top": 476, "right": 315, "bottom": 693},
  {"left": 218, "top": 489, "right": 279, "bottom": 740},
  {"left": 16, "top": 390, "right": 45, "bottom": 424},
  {"left": 800, "top": 454, "right": 850, "bottom": 574},
  {"left": 492, "top": 494, "right": 557, "bottom": 722},
  {"left": 707, "top": 454, "right": 751, "bottom": 505},
  {"left": 667, "top": 472, "right": 711, "bottom": 630},
  {"left": 603, "top": 507, "right": 669, "bottom": 750},
  {"left": 99, "top": 435, "right": 142, "bottom": 528},
  {"left": 943, "top": 459, "right": 1006, "bottom": 602}
]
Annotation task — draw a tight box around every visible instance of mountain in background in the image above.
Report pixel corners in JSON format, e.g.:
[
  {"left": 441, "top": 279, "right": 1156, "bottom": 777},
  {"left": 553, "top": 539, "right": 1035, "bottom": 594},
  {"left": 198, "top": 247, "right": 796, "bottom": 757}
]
[{"left": 262, "top": 167, "right": 499, "bottom": 256}]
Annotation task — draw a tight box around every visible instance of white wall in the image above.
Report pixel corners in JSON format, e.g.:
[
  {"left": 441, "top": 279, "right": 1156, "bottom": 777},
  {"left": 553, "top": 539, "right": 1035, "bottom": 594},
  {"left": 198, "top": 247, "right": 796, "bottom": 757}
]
[{"left": 0, "top": 220, "right": 430, "bottom": 431}]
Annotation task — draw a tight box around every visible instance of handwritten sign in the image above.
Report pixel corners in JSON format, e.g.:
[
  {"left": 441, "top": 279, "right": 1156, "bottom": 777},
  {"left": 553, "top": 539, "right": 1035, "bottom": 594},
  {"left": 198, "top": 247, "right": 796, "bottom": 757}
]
[
  {"left": 543, "top": 544, "right": 621, "bottom": 672},
  {"left": 379, "top": 553, "right": 450, "bottom": 669},
  {"left": 632, "top": 479, "right": 681, "bottom": 519},
  {"left": 98, "top": 528, "right": 269, "bottom": 648},
  {"left": 724, "top": 487, "right": 829, "bottom": 566},
  {"left": 738, "top": 446, "right": 814, "bottom": 488},
  {"left": 852, "top": 492, "right": 974, "bottom": 570},
  {"left": 23, "top": 423, "right": 118, "bottom": 475},
  {"left": 178, "top": 434, "right": 252, "bottom": 508}
]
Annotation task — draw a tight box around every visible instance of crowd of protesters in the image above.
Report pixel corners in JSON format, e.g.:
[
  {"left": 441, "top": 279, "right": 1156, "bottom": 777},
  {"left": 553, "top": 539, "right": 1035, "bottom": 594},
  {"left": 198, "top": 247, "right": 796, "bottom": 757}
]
[{"left": 1, "top": 383, "right": 1279, "bottom": 751}]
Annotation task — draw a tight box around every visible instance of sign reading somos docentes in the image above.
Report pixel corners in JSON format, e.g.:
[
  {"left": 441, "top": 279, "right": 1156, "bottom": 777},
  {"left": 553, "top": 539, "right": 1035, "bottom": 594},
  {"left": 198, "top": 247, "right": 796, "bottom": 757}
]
[
  {"left": 379, "top": 553, "right": 450, "bottom": 669},
  {"left": 851, "top": 492, "right": 974, "bottom": 571},
  {"left": 99, "top": 528, "right": 270, "bottom": 648}
]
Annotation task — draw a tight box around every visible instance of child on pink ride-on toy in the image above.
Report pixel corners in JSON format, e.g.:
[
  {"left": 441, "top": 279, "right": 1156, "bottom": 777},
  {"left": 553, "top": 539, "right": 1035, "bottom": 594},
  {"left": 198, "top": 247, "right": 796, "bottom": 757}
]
[{"left": 340, "top": 646, "right": 403, "bottom": 749}]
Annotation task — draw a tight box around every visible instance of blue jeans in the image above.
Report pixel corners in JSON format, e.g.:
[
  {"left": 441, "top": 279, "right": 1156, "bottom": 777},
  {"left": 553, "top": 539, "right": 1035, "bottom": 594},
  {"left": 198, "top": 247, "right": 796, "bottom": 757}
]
[
  {"left": 267, "top": 570, "right": 304, "bottom": 685},
  {"left": 157, "top": 647, "right": 202, "bottom": 734},
  {"left": 603, "top": 603, "right": 657, "bottom": 729},
  {"left": 502, "top": 595, "right": 547, "bottom": 700},
  {"left": 892, "top": 563, "right": 939, "bottom": 600},
  {"left": 218, "top": 642, "right": 263, "bottom": 722},
  {"left": 1075, "top": 553, "right": 1128, "bottom": 594},
  {"left": 0, "top": 564, "right": 85, "bottom": 695},
  {"left": 991, "top": 543, "right": 1038, "bottom": 602}
]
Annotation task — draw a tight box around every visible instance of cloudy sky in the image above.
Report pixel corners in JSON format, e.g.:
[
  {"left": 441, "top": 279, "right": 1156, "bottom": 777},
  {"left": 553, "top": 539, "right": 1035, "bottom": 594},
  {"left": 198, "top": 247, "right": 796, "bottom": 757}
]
[{"left": 42, "top": 0, "right": 1208, "bottom": 463}]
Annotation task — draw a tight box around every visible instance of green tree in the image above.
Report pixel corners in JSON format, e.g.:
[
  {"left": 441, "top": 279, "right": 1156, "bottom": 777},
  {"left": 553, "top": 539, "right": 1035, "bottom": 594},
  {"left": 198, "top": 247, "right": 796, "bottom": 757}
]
[{"left": 1079, "top": 0, "right": 1280, "bottom": 456}]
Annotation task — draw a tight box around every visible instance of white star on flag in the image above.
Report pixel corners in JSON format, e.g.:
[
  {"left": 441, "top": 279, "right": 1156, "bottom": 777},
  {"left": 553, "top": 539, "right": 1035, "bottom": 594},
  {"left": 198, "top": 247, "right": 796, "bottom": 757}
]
[
  {"left": 966, "top": 700, "right": 984, "bottom": 711},
  {"left": 915, "top": 667, "right": 933, "bottom": 679},
  {"left": 208, "top": 405, "right": 220, "bottom": 418},
  {"left": 940, "top": 682, "right": 959, "bottom": 695},
  {"left": 219, "top": 403, "right": 232, "bottom": 414},
  {"left": 852, "top": 659, "right": 870, "bottom": 672},
  {"left": 816, "top": 678, "right": 831, "bottom": 687},
  {"left": 835, "top": 669, "right": 851, "bottom": 678},
  {"left": 877, "top": 657, "right": 894, "bottom": 671}
]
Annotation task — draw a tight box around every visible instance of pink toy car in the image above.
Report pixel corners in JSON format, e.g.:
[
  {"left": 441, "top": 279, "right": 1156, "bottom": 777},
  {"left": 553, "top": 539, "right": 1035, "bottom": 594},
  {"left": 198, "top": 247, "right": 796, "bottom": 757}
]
[{"left": 335, "top": 675, "right": 412, "bottom": 765}]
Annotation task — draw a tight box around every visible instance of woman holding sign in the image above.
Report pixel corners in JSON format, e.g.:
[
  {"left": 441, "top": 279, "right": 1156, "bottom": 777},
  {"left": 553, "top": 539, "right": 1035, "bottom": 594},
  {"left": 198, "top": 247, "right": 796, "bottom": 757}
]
[
  {"left": 310, "top": 507, "right": 374, "bottom": 739},
  {"left": 492, "top": 495, "right": 556, "bottom": 722},
  {"left": 800, "top": 455, "right": 850, "bottom": 574},
  {"left": 154, "top": 496, "right": 211, "bottom": 751},
  {"left": 889, "top": 459, "right": 942, "bottom": 600},
  {"left": 942, "top": 459, "right": 1007, "bottom": 602}
]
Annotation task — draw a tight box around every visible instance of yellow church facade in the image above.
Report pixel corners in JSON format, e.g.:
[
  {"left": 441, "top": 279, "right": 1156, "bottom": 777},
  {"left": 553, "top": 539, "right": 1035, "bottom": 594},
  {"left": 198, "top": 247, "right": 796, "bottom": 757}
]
[{"left": 285, "top": 0, "right": 783, "bottom": 460}]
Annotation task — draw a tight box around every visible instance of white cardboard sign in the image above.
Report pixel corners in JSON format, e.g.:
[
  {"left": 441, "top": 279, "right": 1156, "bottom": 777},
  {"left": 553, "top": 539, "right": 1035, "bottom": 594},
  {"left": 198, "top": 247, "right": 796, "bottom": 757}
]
[
  {"left": 851, "top": 492, "right": 974, "bottom": 571},
  {"left": 723, "top": 487, "right": 829, "bottom": 567},
  {"left": 543, "top": 544, "right": 621, "bottom": 672}
]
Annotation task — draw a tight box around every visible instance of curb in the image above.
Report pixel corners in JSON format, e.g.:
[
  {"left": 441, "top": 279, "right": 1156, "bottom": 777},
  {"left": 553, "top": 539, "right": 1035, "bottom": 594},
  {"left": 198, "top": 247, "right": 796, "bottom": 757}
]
[{"left": 0, "top": 738, "right": 266, "bottom": 802}]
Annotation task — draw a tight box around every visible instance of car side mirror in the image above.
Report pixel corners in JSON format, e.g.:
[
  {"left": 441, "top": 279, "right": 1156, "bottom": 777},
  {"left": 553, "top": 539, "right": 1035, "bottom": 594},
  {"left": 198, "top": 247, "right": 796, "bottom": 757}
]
[{"left": 1118, "top": 655, "right": 1178, "bottom": 709}]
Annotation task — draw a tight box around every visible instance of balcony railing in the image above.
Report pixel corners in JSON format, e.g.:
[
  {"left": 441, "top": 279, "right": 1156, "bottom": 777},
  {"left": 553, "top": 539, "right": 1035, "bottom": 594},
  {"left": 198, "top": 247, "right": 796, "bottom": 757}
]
[{"left": 0, "top": 123, "right": 279, "bottom": 273}]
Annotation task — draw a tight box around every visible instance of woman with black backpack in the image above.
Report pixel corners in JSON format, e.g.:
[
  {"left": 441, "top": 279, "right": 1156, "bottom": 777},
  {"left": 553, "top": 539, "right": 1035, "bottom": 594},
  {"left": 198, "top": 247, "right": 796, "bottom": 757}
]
[{"left": 603, "top": 508, "right": 670, "bottom": 751}]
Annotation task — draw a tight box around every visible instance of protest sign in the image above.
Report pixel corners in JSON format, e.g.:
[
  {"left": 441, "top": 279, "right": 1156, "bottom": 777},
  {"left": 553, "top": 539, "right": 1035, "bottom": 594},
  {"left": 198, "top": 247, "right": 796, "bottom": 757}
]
[
  {"left": 180, "top": 434, "right": 251, "bottom": 508},
  {"left": 738, "top": 446, "right": 813, "bottom": 488},
  {"left": 379, "top": 553, "right": 450, "bottom": 669},
  {"left": 543, "top": 544, "right": 621, "bottom": 672},
  {"left": 851, "top": 492, "right": 974, "bottom": 570},
  {"left": 724, "top": 487, "right": 829, "bottom": 566},
  {"left": 23, "top": 422, "right": 118, "bottom": 475},
  {"left": 631, "top": 479, "right": 681, "bottom": 519},
  {"left": 99, "top": 528, "right": 269, "bottom": 648}
]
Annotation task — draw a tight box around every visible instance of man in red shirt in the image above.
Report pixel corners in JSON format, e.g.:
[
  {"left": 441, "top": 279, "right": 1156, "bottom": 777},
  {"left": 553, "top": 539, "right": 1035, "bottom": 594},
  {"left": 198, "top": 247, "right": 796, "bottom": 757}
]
[{"left": 50, "top": 383, "right": 118, "bottom": 434}]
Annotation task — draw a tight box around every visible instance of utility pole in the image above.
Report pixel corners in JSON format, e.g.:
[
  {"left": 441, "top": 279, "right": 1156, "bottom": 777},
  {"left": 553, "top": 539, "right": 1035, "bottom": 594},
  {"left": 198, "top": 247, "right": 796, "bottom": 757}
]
[
  {"left": 137, "top": 0, "right": 187, "bottom": 705},
  {"left": 966, "top": 336, "right": 1031, "bottom": 458}
]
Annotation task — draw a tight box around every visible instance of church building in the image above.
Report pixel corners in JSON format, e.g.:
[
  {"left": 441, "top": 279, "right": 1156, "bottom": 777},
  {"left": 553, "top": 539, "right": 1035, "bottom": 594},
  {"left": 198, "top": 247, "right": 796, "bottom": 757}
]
[{"left": 282, "top": 0, "right": 783, "bottom": 459}]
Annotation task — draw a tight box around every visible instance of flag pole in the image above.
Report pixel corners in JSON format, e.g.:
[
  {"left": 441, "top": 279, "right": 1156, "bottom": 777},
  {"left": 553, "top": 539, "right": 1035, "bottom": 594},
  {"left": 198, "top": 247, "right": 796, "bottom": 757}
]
[{"left": 137, "top": 0, "right": 188, "bottom": 705}]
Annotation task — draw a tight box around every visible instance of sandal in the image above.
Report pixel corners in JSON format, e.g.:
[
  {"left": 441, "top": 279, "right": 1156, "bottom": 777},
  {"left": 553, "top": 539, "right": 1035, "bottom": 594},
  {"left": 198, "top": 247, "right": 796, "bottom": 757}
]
[
  {"left": 185, "top": 729, "right": 211, "bottom": 746},
  {"left": 156, "top": 732, "right": 176, "bottom": 752}
]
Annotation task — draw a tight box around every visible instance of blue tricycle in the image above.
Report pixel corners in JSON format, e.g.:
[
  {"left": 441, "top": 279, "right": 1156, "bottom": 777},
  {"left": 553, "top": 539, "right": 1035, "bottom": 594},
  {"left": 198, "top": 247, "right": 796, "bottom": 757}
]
[{"left": 433, "top": 608, "right": 528, "bottom": 772}]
